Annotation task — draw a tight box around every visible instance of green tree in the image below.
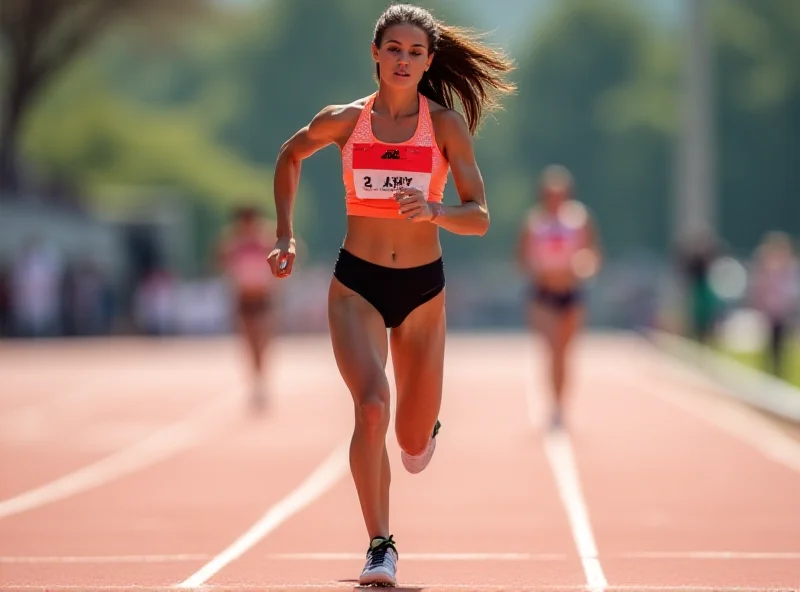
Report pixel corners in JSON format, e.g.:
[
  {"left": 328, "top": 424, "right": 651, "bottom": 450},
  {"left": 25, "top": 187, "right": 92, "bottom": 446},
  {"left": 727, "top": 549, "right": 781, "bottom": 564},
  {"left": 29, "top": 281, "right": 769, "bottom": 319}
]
[
  {"left": 21, "top": 55, "right": 271, "bottom": 210},
  {"left": 714, "top": 0, "right": 800, "bottom": 252},
  {"left": 509, "top": 0, "right": 673, "bottom": 258},
  {"left": 0, "top": 0, "right": 208, "bottom": 192}
]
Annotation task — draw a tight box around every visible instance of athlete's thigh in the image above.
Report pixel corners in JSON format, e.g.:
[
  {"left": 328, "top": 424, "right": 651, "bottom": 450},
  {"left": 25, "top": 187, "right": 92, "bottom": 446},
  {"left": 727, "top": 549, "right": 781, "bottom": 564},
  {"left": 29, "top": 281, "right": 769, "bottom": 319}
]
[
  {"left": 390, "top": 289, "right": 446, "bottom": 419},
  {"left": 555, "top": 304, "right": 584, "bottom": 350},
  {"left": 236, "top": 306, "right": 260, "bottom": 343},
  {"left": 328, "top": 278, "right": 390, "bottom": 402},
  {"left": 530, "top": 301, "right": 560, "bottom": 348}
]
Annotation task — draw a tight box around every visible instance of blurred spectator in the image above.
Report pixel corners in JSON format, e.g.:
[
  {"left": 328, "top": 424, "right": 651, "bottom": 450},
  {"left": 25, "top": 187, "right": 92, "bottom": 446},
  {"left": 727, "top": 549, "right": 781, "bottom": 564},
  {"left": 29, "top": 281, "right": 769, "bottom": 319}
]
[
  {"left": 63, "top": 258, "right": 113, "bottom": 336},
  {"left": 0, "top": 261, "right": 10, "bottom": 337},
  {"left": 675, "top": 227, "right": 725, "bottom": 344},
  {"left": 9, "top": 236, "right": 64, "bottom": 338},
  {"left": 134, "top": 268, "right": 178, "bottom": 337},
  {"left": 747, "top": 231, "right": 800, "bottom": 377}
]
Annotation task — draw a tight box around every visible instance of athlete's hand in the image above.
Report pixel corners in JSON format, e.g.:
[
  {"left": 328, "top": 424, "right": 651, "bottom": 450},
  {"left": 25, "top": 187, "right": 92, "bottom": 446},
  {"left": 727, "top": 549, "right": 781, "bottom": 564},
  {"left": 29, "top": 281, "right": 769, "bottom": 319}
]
[
  {"left": 395, "top": 188, "right": 433, "bottom": 222},
  {"left": 268, "top": 237, "right": 296, "bottom": 279}
]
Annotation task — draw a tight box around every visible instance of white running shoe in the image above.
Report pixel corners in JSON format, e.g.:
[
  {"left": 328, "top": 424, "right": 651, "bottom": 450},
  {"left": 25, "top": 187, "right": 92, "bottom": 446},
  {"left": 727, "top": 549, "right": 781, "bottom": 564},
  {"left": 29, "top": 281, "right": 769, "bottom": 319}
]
[
  {"left": 359, "top": 535, "right": 398, "bottom": 586},
  {"left": 401, "top": 419, "right": 441, "bottom": 474}
]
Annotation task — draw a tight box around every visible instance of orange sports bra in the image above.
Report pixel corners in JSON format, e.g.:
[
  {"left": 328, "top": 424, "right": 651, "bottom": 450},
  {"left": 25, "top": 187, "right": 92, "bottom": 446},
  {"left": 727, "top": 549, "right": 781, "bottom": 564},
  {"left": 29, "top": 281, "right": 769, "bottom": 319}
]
[{"left": 341, "top": 92, "right": 449, "bottom": 219}]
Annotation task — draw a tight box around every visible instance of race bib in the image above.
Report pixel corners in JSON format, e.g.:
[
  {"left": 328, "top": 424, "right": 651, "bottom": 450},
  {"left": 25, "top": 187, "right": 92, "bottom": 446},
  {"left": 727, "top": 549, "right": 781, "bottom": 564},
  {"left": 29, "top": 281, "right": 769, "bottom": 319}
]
[{"left": 352, "top": 143, "right": 432, "bottom": 200}]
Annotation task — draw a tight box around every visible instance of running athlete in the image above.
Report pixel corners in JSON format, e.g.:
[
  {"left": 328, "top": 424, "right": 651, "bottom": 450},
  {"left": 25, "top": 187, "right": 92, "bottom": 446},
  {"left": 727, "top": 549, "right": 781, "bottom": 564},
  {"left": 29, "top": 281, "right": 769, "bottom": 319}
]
[
  {"left": 516, "top": 165, "right": 602, "bottom": 430},
  {"left": 217, "top": 205, "right": 277, "bottom": 412},
  {"left": 267, "top": 4, "right": 515, "bottom": 586}
]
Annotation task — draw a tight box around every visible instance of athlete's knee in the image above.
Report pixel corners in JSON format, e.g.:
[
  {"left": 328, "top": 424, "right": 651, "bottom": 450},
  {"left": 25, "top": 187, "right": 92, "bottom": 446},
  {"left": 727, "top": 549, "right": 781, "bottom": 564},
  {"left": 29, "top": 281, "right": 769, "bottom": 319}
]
[
  {"left": 552, "top": 327, "right": 576, "bottom": 355},
  {"left": 395, "top": 420, "right": 432, "bottom": 456},
  {"left": 551, "top": 343, "right": 568, "bottom": 361},
  {"left": 353, "top": 379, "right": 391, "bottom": 433}
]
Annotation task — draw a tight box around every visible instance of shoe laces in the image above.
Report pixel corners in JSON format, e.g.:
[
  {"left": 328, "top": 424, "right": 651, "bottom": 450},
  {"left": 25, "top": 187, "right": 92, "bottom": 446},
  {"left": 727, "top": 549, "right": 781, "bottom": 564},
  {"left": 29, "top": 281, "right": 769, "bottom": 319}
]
[
  {"left": 366, "top": 535, "right": 397, "bottom": 568},
  {"left": 432, "top": 419, "right": 441, "bottom": 438}
]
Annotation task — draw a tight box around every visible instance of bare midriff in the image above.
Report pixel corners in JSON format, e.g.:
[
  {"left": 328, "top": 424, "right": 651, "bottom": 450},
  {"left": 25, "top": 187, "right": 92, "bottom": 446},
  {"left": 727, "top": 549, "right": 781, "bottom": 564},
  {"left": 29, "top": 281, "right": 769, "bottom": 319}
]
[{"left": 342, "top": 215, "right": 442, "bottom": 268}]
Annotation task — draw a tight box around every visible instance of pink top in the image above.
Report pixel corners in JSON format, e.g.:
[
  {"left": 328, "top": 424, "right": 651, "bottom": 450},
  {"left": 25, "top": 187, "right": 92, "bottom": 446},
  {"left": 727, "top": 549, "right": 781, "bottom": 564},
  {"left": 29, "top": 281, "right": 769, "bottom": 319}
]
[
  {"left": 223, "top": 235, "right": 273, "bottom": 292},
  {"left": 525, "top": 212, "right": 584, "bottom": 272}
]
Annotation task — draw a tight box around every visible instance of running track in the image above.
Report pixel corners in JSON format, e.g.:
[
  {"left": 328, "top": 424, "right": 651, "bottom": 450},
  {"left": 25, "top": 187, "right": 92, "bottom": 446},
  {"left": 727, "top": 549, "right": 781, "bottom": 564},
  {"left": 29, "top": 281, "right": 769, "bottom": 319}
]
[{"left": 1, "top": 333, "right": 799, "bottom": 592}]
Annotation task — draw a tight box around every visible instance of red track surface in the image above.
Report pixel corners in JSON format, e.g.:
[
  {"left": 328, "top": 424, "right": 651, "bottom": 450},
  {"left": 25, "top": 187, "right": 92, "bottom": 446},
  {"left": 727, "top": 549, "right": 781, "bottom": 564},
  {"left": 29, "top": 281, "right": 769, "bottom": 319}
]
[{"left": 1, "top": 333, "right": 799, "bottom": 592}]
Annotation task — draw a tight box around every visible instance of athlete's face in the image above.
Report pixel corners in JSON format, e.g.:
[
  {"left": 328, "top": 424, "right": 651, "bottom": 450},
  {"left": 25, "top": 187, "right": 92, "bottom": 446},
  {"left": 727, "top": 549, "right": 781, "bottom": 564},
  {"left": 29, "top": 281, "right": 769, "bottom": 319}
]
[
  {"left": 373, "top": 24, "right": 434, "bottom": 89},
  {"left": 237, "top": 212, "right": 257, "bottom": 233},
  {"left": 541, "top": 184, "right": 569, "bottom": 212}
]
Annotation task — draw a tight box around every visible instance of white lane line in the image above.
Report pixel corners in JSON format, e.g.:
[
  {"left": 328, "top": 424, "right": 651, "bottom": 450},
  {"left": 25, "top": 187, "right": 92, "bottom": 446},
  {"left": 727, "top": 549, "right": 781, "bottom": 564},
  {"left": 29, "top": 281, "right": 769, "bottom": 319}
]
[
  {"left": 0, "top": 554, "right": 209, "bottom": 564},
  {"left": 174, "top": 439, "right": 350, "bottom": 589},
  {"left": 0, "top": 397, "right": 229, "bottom": 520},
  {"left": 524, "top": 348, "right": 608, "bottom": 592},
  {"left": 263, "top": 552, "right": 556, "bottom": 561},
  {"left": 608, "top": 367, "right": 800, "bottom": 474},
  {"left": 617, "top": 550, "right": 800, "bottom": 560},
  {"left": 5, "top": 550, "right": 793, "bottom": 566},
  {"left": 4, "top": 550, "right": 795, "bottom": 566},
  {"left": 3, "top": 585, "right": 796, "bottom": 591},
  {"left": 543, "top": 431, "right": 608, "bottom": 592}
]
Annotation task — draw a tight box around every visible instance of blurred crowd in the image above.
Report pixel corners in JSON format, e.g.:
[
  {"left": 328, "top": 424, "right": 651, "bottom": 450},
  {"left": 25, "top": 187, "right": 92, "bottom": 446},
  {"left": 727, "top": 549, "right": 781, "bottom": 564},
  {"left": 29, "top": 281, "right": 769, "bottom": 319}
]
[
  {"left": 675, "top": 229, "right": 800, "bottom": 377},
  {"left": 1, "top": 228, "right": 798, "bottom": 377},
  {"left": 0, "top": 233, "right": 329, "bottom": 340},
  {"left": 0, "top": 236, "right": 115, "bottom": 339}
]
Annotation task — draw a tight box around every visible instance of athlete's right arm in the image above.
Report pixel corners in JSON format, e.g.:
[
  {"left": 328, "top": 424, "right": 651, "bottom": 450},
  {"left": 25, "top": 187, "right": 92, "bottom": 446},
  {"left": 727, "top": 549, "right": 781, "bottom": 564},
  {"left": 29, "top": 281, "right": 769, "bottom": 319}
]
[
  {"left": 270, "top": 105, "right": 355, "bottom": 278},
  {"left": 515, "top": 223, "right": 529, "bottom": 274},
  {"left": 214, "top": 229, "right": 231, "bottom": 273},
  {"left": 515, "top": 211, "right": 535, "bottom": 275}
]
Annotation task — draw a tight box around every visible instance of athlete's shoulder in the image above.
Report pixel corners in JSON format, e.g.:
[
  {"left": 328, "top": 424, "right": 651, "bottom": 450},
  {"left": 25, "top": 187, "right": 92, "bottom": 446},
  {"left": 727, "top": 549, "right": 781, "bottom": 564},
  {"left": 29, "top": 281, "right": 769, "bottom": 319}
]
[
  {"left": 309, "top": 97, "right": 370, "bottom": 141},
  {"left": 429, "top": 105, "right": 471, "bottom": 158},
  {"left": 560, "top": 200, "right": 591, "bottom": 229},
  {"left": 526, "top": 206, "right": 546, "bottom": 225},
  {"left": 429, "top": 103, "right": 468, "bottom": 132},
  {"left": 315, "top": 96, "right": 370, "bottom": 126},
  {"left": 564, "top": 199, "right": 588, "bottom": 210},
  {"left": 517, "top": 207, "right": 536, "bottom": 234}
]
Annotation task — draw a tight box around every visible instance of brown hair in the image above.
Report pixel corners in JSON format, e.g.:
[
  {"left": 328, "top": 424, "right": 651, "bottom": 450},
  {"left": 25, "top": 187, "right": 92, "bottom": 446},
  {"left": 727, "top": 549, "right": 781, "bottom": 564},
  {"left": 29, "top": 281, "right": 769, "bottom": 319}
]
[{"left": 373, "top": 3, "right": 516, "bottom": 135}]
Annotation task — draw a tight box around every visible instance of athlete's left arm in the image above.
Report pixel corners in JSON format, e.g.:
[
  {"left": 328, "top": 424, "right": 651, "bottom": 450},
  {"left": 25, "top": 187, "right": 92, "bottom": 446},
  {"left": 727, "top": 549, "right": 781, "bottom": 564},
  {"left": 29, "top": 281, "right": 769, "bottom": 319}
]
[
  {"left": 213, "top": 230, "right": 231, "bottom": 273},
  {"left": 576, "top": 212, "right": 603, "bottom": 279},
  {"left": 430, "top": 109, "right": 490, "bottom": 236},
  {"left": 586, "top": 214, "right": 603, "bottom": 261}
]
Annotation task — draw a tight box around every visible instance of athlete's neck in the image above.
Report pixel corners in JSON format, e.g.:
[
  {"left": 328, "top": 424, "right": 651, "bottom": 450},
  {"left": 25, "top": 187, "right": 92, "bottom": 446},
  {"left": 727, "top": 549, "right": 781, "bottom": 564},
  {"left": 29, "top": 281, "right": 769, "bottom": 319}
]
[
  {"left": 541, "top": 203, "right": 562, "bottom": 218},
  {"left": 373, "top": 86, "right": 420, "bottom": 121}
]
